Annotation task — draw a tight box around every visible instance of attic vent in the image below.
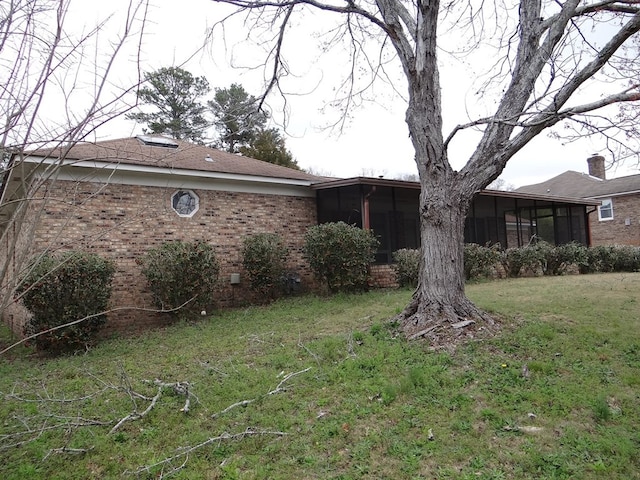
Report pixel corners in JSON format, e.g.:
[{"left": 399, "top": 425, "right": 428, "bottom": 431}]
[
  {"left": 137, "top": 135, "right": 179, "bottom": 148},
  {"left": 205, "top": 155, "right": 213, "bottom": 162}
]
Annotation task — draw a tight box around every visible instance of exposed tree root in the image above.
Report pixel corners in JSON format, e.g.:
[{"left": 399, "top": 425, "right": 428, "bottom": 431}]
[{"left": 394, "top": 294, "right": 499, "bottom": 350}]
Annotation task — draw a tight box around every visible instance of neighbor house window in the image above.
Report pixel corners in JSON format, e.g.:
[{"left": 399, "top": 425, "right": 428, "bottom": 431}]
[
  {"left": 597, "top": 198, "right": 613, "bottom": 221},
  {"left": 171, "top": 190, "right": 199, "bottom": 217}
]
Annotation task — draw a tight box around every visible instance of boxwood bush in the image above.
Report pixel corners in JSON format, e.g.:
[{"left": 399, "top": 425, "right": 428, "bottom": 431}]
[
  {"left": 464, "top": 243, "right": 502, "bottom": 280},
  {"left": 541, "top": 242, "right": 588, "bottom": 275},
  {"left": 304, "top": 222, "right": 379, "bottom": 293},
  {"left": 242, "top": 233, "right": 289, "bottom": 299},
  {"left": 392, "top": 248, "right": 421, "bottom": 287},
  {"left": 141, "top": 240, "right": 219, "bottom": 318},
  {"left": 17, "top": 251, "right": 116, "bottom": 352}
]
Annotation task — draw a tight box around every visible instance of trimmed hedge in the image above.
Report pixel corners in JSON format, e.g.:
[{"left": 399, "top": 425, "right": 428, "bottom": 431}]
[
  {"left": 392, "top": 248, "right": 421, "bottom": 287},
  {"left": 242, "top": 233, "right": 289, "bottom": 299},
  {"left": 464, "top": 243, "right": 502, "bottom": 280},
  {"left": 141, "top": 240, "right": 220, "bottom": 318},
  {"left": 17, "top": 251, "right": 116, "bottom": 352},
  {"left": 304, "top": 222, "right": 380, "bottom": 293},
  {"left": 392, "top": 243, "right": 640, "bottom": 286}
]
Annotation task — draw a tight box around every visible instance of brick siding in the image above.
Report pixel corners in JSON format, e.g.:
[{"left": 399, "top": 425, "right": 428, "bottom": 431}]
[
  {"left": 4, "top": 179, "right": 317, "bottom": 335},
  {"left": 589, "top": 194, "right": 640, "bottom": 246},
  {"left": 369, "top": 264, "right": 398, "bottom": 289}
]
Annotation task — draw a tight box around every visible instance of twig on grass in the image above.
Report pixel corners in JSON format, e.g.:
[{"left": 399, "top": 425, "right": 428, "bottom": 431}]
[
  {"left": 110, "top": 385, "right": 163, "bottom": 434},
  {"left": 110, "top": 379, "right": 197, "bottom": 434},
  {"left": 127, "top": 428, "right": 288, "bottom": 478},
  {"left": 42, "top": 445, "right": 93, "bottom": 461},
  {"left": 298, "top": 335, "right": 321, "bottom": 365},
  {"left": 211, "top": 367, "right": 311, "bottom": 418},
  {"left": 268, "top": 367, "right": 311, "bottom": 395}
]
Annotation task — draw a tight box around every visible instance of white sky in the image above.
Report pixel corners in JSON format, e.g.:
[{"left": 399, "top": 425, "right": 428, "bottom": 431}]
[{"left": 79, "top": 0, "right": 638, "bottom": 188}]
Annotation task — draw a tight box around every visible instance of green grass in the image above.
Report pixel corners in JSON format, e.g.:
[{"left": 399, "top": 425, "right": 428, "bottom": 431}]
[{"left": 1, "top": 273, "right": 640, "bottom": 479}]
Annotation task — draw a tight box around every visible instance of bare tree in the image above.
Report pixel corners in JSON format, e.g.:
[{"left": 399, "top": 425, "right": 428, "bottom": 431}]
[
  {"left": 0, "top": 0, "right": 149, "bottom": 333},
  {"left": 206, "top": 0, "right": 640, "bottom": 342}
]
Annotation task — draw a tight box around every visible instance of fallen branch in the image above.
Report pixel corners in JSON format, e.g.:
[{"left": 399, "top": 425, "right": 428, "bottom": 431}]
[
  {"left": 0, "top": 416, "right": 109, "bottom": 451},
  {"left": 211, "top": 367, "right": 311, "bottom": 418},
  {"left": 127, "top": 428, "right": 287, "bottom": 478},
  {"left": 110, "top": 385, "right": 163, "bottom": 434},
  {"left": 110, "top": 379, "right": 197, "bottom": 434},
  {"left": 42, "top": 445, "right": 93, "bottom": 461}
]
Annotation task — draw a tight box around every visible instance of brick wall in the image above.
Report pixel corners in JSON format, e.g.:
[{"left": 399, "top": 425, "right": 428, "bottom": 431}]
[
  {"left": 4, "top": 178, "right": 317, "bottom": 335},
  {"left": 369, "top": 264, "right": 398, "bottom": 289},
  {"left": 589, "top": 194, "right": 640, "bottom": 246}
]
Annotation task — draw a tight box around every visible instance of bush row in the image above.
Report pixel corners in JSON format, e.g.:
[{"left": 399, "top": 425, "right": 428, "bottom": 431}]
[
  {"left": 18, "top": 222, "right": 379, "bottom": 352},
  {"left": 19, "top": 228, "right": 640, "bottom": 352},
  {"left": 393, "top": 242, "right": 640, "bottom": 287}
]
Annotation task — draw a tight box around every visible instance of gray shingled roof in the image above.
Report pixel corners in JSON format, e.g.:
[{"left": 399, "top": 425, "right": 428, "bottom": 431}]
[
  {"left": 517, "top": 170, "right": 640, "bottom": 198},
  {"left": 27, "top": 136, "right": 325, "bottom": 183}
]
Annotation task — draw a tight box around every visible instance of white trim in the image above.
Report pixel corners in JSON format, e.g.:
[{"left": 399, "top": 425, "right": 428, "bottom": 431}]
[
  {"left": 597, "top": 198, "right": 614, "bottom": 222},
  {"left": 30, "top": 162, "right": 316, "bottom": 198},
  {"left": 25, "top": 155, "right": 315, "bottom": 188},
  {"left": 588, "top": 189, "right": 640, "bottom": 199}
]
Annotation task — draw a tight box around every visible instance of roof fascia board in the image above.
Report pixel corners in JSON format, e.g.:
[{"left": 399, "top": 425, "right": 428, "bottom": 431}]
[
  {"left": 25, "top": 155, "right": 315, "bottom": 188},
  {"left": 312, "top": 177, "right": 598, "bottom": 206},
  {"left": 587, "top": 190, "right": 640, "bottom": 199},
  {"left": 34, "top": 164, "right": 316, "bottom": 198}
]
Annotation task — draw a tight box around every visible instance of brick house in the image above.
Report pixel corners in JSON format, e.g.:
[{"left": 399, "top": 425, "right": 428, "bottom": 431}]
[
  {"left": 0, "top": 136, "right": 323, "bottom": 335},
  {"left": 0, "top": 136, "right": 598, "bottom": 335},
  {"left": 517, "top": 155, "right": 640, "bottom": 246}
]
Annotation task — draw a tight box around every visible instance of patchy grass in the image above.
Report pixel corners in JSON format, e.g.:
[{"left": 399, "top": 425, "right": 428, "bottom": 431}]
[{"left": 1, "top": 273, "right": 640, "bottom": 479}]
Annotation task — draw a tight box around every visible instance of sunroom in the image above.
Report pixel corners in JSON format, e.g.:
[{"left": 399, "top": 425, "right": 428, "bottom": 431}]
[{"left": 312, "top": 177, "right": 599, "bottom": 264}]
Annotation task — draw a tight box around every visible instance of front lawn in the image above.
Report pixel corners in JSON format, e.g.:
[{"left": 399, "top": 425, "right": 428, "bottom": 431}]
[{"left": 1, "top": 273, "right": 639, "bottom": 479}]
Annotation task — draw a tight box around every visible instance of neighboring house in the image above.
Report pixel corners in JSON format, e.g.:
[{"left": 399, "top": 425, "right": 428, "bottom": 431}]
[
  {"left": 517, "top": 155, "right": 640, "bottom": 246},
  {"left": 0, "top": 136, "right": 598, "bottom": 335}
]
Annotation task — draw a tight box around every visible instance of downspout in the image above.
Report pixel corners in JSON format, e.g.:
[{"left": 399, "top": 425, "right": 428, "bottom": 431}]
[
  {"left": 363, "top": 186, "right": 376, "bottom": 230},
  {"left": 586, "top": 206, "right": 597, "bottom": 246}
]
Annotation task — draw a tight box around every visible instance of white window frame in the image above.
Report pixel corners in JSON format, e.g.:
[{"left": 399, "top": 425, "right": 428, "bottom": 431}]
[
  {"left": 171, "top": 189, "right": 199, "bottom": 218},
  {"left": 597, "top": 198, "right": 613, "bottom": 221}
]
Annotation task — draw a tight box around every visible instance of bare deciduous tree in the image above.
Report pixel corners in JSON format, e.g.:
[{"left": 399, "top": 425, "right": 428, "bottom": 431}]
[
  {"left": 207, "top": 0, "right": 640, "bottom": 343},
  {"left": 0, "top": 0, "right": 149, "bottom": 333}
]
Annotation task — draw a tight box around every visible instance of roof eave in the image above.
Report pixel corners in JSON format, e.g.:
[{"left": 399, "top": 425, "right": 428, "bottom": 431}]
[
  {"left": 311, "top": 177, "right": 599, "bottom": 206},
  {"left": 24, "top": 155, "right": 316, "bottom": 187}
]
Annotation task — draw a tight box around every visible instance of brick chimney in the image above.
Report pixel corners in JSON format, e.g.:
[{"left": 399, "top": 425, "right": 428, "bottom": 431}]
[{"left": 587, "top": 154, "right": 606, "bottom": 180}]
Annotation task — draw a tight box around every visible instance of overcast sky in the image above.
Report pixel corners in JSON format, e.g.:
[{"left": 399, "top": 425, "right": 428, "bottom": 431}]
[{"left": 81, "top": 0, "right": 639, "bottom": 188}]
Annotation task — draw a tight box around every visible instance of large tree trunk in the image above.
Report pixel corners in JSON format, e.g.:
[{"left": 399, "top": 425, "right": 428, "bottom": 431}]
[{"left": 395, "top": 180, "right": 495, "bottom": 343}]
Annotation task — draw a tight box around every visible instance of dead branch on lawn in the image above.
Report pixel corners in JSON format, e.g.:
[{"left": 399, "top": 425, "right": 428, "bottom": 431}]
[
  {"left": 0, "top": 415, "right": 110, "bottom": 451},
  {"left": 110, "top": 378, "right": 198, "bottom": 434},
  {"left": 127, "top": 428, "right": 288, "bottom": 478},
  {"left": 211, "top": 367, "right": 311, "bottom": 418},
  {"left": 127, "top": 367, "right": 309, "bottom": 477},
  {"left": 42, "top": 446, "right": 94, "bottom": 461}
]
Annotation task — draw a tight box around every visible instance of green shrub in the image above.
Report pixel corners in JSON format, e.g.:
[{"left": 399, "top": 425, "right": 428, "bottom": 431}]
[
  {"left": 502, "top": 244, "right": 545, "bottom": 277},
  {"left": 392, "top": 248, "right": 420, "bottom": 287},
  {"left": 242, "top": 233, "right": 289, "bottom": 299},
  {"left": 141, "top": 240, "right": 219, "bottom": 318},
  {"left": 612, "top": 245, "right": 640, "bottom": 272},
  {"left": 17, "top": 251, "right": 115, "bottom": 352},
  {"left": 464, "top": 243, "right": 501, "bottom": 280},
  {"left": 303, "top": 222, "right": 380, "bottom": 293},
  {"left": 542, "top": 242, "right": 588, "bottom": 276},
  {"left": 581, "top": 245, "right": 640, "bottom": 273}
]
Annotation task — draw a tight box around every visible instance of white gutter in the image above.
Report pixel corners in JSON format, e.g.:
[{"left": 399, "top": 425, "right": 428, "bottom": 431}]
[{"left": 25, "top": 156, "right": 317, "bottom": 198}]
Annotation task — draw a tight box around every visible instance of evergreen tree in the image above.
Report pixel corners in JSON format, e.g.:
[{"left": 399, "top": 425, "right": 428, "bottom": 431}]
[
  {"left": 128, "top": 67, "right": 210, "bottom": 142},
  {"left": 240, "top": 128, "right": 299, "bottom": 169},
  {"left": 209, "top": 84, "right": 267, "bottom": 152}
]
